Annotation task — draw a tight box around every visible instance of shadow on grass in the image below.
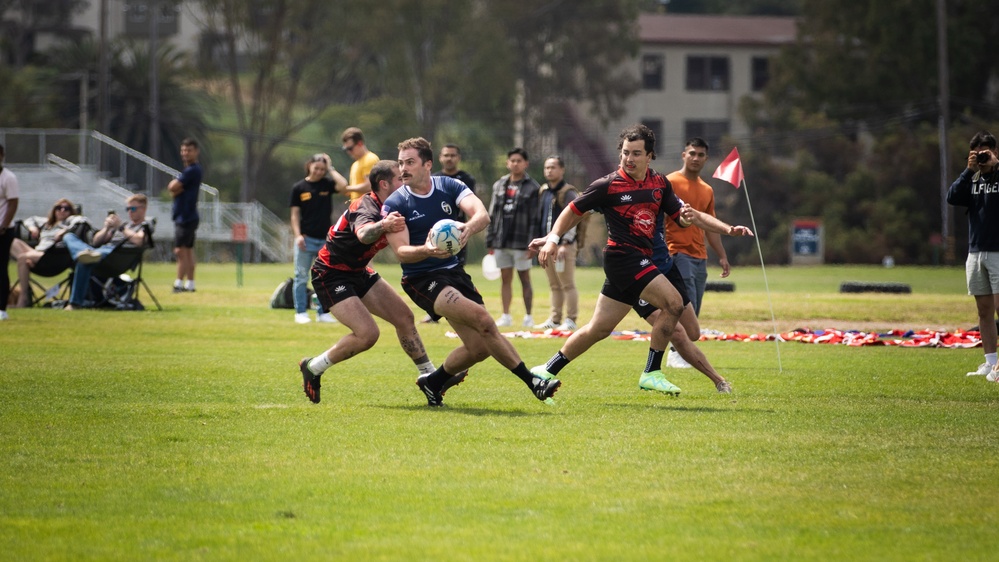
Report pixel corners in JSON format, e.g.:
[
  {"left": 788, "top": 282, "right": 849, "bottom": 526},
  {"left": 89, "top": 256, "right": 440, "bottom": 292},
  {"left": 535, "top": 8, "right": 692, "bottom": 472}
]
[
  {"left": 601, "top": 402, "right": 775, "bottom": 414},
  {"left": 371, "top": 404, "right": 552, "bottom": 417}
]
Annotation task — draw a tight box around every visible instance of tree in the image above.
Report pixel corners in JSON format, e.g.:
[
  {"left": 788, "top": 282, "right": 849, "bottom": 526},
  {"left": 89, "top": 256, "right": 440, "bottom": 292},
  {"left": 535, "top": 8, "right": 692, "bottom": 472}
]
[{"left": 195, "top": 0, "right": 372, "bottom": 202}]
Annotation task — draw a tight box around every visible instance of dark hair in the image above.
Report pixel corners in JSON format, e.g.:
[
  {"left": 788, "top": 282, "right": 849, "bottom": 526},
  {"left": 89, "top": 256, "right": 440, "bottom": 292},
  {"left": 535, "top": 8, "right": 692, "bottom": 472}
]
[
  {"left": 442, "top": 143, "right": 462, "bottom": 155},
  {"left": 0, "top": 143, "right": 4, "bottom": 158},
  {"left": 369, "top": 160, "right": 399, "bottom": 190},
  {"left": 180, "top": 137, "right": 199, "bottom": 149},
  {"left": 507, "top": 147, "right": 529, "bottom": 161},
  {"left": 685, "top": 137, "right": 709, "bottom": 152},
  {"left": 545, "top": 155, "right": 565, "bottom": 168},
  {"left": 617, "top": 124, "right": 657, "bottom": 160},
  {"left": 397, "top": 137, "right": 433, "bottom": 164},
  {"left": 304, "top": 153, "right": 330, "bottom": 173},
  {"left": 970, "top": 131, "right": 997, "bottom": 150},
  {"left": 342, "top": 127, "right": 365, "bottom": 145}
]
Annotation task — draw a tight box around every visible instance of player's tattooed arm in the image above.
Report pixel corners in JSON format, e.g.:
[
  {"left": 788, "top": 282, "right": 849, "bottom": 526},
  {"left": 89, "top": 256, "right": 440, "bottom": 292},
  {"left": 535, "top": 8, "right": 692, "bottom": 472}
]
[{"left": 357, "top": 211, "right": 405, "bottom": 244}]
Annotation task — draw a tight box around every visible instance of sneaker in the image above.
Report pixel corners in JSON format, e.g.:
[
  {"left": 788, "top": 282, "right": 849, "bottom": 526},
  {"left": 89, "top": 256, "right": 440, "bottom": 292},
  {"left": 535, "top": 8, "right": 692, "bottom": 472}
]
[
  {"left": 666, "top": 349, "right": 692, "bottom": 369},
  {"left": 420, "top": 314, "right": 439, "bottom": 324},
  {"left": 441, "top": 370, "right": 469, "bottom": 394},
  {"left": 416, "top": 374, "right": 444, "bottom": 407},
  {"left": 639, "top": 370, "right": 681, "bottom": 396},
  {"left": 530, "top": 364, "right": 555, "bottom": 380},
  {"left": 316, "top": 312, "right": 337, "bottom": 323},
  {"left": 74, "top": 249, "right": 103, "bottom": 264},
  {"left": 988, "top": 367, "right": 999, "bottom": 383},
  {"left": 299, "top": 358, "right": 321, "bottom": 403},
  {"left": 557, "top": 318, "right": 577, "bottom": 331},
  {"left": 294, "top": 312, "right": 311, "bottom": 324},
  {"left": 522, "top": 314, "right": 534, "bottom": 328},
  {"left": 715, "top": 380, "right": 733, "bottom": 393},
  {"left": 534, "top": 317, "right": 559, "bottom": 330},
  {"left": 966, "top": 362, "right": 992, "bottom": 376},
  {"left": 531, "top": 376, "right": 562, "bottom": 401},
  {"left": 173, "top": 285, "right": 186, "bottom": 293},
  {"left": 495, "top": 313, "right": 513, "bottom": 327}
]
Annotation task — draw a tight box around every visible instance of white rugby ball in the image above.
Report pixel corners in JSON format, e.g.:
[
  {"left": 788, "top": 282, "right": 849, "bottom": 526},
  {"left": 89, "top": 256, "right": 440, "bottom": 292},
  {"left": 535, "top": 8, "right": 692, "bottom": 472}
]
[{"left": 429, "top": 219, "right": 462, "bottom": 256}]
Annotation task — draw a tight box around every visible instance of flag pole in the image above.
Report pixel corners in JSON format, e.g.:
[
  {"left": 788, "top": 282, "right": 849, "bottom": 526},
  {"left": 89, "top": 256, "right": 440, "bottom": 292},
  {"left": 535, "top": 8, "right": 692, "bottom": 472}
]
[{"left": 739, "top": 178, "right": 783, "bottom": 372}]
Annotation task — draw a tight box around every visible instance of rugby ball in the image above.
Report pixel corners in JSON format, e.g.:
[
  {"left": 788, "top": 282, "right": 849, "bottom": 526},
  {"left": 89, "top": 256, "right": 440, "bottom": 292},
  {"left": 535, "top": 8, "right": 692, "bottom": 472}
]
[{"left": 429, "top": 219, "right": 462, "bottom": 256}]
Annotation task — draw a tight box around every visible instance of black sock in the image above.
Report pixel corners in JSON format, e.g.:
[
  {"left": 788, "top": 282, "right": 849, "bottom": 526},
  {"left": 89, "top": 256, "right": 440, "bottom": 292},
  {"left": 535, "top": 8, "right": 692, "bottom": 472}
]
[
  {"left": 511, "top": 362, "right": 536, "bottom": 386},
  {"left": 645, "top": 348, "right": 665, "bottom": 372},
  {"left": 426, "top": 365, "right": 452, "bottom": 389},
  {"left": 545, "top": 351, "right": 570, "bottom": 375}
]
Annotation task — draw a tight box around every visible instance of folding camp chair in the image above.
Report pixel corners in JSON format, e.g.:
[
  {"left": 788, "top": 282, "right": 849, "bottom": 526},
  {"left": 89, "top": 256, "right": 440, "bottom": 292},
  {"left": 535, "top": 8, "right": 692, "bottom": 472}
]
[
  {"left": 79, "top": 221, "right": 162, "bottom": 311},
  {"left": 11, "top": 218, "right": 90, "bottom": 307}
]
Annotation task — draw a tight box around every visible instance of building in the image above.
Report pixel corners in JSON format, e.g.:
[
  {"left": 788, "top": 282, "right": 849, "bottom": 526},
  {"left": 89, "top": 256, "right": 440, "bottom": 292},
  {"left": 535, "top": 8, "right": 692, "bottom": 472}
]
[{"left": 576, "top": 13, "right": 798, "bottom": 161}]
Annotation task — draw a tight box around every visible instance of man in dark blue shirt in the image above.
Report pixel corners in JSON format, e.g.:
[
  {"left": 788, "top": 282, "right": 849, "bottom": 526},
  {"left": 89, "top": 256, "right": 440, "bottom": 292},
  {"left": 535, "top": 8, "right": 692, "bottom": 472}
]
[{"left": 168, "top": 138, "right": 202, "bottom": 293}]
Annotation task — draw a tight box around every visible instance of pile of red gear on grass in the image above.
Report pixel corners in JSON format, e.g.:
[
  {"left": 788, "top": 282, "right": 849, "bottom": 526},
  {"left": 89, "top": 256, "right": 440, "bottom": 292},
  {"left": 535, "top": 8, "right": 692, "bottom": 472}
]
[{"left": 445, "top": 328, "right": 983, "bottom": 349}]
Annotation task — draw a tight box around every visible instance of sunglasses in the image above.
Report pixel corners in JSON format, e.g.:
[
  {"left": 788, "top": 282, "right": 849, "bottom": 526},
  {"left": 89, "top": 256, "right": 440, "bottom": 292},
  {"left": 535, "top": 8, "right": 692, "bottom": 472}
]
[
  {"left": 54, "top": 205, "right": 73, "bottom": 211},
  {"left": 341, "top": 144, "right": 356, "bottom": 153},
  {"left": 126, "top": 206, "right": 143, "bottom": 212}
]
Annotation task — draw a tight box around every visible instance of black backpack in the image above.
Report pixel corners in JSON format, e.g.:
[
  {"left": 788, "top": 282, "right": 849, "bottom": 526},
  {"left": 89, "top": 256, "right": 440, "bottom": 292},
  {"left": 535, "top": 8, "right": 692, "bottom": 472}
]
[{"left": 270, "top": 278, "right": 314, "bottom": 309}]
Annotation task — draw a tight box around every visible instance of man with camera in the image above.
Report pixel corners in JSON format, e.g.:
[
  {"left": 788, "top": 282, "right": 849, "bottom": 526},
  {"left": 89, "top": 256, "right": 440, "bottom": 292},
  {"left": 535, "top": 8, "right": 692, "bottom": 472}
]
[
  {"left": 948, "top": 130, "right": 999, "bottom": 380},
  {"left": 63, "top": 194, "right": 153, "bottom": 310}
]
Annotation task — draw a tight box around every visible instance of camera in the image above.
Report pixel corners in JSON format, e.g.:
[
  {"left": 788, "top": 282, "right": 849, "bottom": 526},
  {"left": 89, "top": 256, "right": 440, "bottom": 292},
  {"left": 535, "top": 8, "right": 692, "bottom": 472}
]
[{"left": 976, "top": 151, "right": 991, "bottom": 164}]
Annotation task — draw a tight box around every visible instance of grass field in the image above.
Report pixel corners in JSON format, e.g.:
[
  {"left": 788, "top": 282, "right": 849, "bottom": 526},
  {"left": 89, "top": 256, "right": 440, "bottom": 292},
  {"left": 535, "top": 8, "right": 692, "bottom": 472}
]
[{"left": 2, "top": 263, "right": 997, "bottom": 561}]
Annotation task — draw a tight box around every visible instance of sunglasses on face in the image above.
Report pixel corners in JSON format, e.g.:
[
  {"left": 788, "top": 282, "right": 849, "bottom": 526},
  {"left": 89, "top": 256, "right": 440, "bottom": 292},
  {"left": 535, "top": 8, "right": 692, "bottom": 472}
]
[
  {"left": 341, "top": 144, "right": 356, "bottom": 153},
  {"left": 126, "top": 206, "right": 142, "bottom": 212},
  {"left": 54, "top": 205, "right": 72, "bottom": 211}
]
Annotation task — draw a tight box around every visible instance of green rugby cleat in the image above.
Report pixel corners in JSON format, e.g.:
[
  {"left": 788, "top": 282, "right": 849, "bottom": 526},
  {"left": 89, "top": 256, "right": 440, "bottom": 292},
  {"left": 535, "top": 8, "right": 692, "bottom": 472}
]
[{"left": 638, "top": 370, "right": 681, "bottom": 396}]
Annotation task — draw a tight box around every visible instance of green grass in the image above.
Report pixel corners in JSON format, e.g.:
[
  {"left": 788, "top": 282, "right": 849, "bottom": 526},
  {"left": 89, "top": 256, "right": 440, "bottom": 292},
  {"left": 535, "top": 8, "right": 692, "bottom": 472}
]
[{"left": 2, "top": 263, "right": 997, "bottom": 561}]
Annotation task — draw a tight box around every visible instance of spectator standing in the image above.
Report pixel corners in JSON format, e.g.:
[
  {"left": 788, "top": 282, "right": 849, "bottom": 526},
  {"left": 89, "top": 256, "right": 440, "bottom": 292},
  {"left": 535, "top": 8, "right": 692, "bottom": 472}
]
[
  {"left": 485, "top": 148, "right": 540, "bottom": 328},
  {"left": 947, "top": 130, "right": 999, "bottom": 380},
  {"left": 168, "top": 138, "right": 201, "bottom": 293},
  {"left": 534, "top": 156, "right": 580, "bottom": 331},
  {"left": 290, "top": 153, "right": 348, "bottom": 324},
  {"left": 663, "top": 138, "right": 732, "bottom": 368},
  {"left": 0, "top": 143, "right": 20, "bottom": 320},
  {"left": 341, "top": 127, "right": 379, "bottom": 201}
]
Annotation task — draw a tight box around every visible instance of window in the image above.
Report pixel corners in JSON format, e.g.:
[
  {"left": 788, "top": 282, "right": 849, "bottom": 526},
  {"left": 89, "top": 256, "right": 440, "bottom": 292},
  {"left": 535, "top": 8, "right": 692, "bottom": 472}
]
[
  {"left": 752, "top": 57, "right": 770, "bottom": 91},
  {"left": 685, "top": 56, "right": 729, "bottom": 91},
  {"left": 684, "top": 120, "right": 729, "bottom": 149},
  {"left": 642, "top": 119, "right": 663, "bottom": 144},
  {"left": 641, "top": 54, "right": 664, "bottom": 90},
  {"left": 123, "top": 0, "right": 179, "bottom": 36}
]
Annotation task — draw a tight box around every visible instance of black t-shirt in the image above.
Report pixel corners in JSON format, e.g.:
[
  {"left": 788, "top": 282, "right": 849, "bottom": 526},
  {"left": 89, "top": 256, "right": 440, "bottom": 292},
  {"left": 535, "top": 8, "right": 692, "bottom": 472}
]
[
  {"left": 571, "top": 167, "right": 683, "bottom": 255},
  {"left": 433, "top": 170, "right": 476, "bottom": 194},
  {"left": 290, "top": 177, "right": 336, "bottom": 239}
]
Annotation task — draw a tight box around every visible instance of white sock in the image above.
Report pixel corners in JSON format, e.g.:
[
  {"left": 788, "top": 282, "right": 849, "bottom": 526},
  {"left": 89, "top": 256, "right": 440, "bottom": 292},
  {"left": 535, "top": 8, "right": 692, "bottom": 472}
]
[
  {"left": 986, "top": 353, "right": 997, "bottom": 366},
  {"left": 185, "top": 280, "right": 195, "bottom": 290},
  {"left": 416, "top": 360, "right": 436, "bottom": 375},
  {"left": 174, "top": 279, "right": 183, "bottom": 288},
  {"left": 308, "top": 353, "right": 334, "bottom": 375}
]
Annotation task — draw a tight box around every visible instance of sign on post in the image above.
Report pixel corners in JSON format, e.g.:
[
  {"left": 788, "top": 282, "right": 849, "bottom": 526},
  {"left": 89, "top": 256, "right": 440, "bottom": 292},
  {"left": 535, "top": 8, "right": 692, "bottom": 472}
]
[
  {"left": 232, "top": 223, "right": 248, "bottom": 286},
  {"left": 790, "top": 218, "right": 823, "bottom": 265}
]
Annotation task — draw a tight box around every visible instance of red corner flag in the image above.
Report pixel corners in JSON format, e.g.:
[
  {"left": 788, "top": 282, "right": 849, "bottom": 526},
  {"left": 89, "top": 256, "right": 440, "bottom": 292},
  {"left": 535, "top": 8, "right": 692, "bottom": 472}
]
[{"left": 712, "top": 147, "right": 744, "bottom": 188}]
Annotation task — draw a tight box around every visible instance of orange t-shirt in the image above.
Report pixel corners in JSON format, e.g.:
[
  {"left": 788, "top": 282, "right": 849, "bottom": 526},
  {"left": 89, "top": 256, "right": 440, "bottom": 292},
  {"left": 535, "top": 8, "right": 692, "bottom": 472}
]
[{"left": 665, "top": 171, "right": 715, "bottom": 259}]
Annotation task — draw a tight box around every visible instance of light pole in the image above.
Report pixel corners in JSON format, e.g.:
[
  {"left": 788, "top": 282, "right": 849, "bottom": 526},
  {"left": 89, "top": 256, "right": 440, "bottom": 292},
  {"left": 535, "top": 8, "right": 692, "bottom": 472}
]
[{"left": 149, "top": 0, "right": 161, "bottom": 164}]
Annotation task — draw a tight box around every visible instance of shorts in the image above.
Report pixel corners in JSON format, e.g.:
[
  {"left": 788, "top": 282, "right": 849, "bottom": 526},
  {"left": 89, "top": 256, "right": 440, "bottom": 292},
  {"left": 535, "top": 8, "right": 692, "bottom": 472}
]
[
  {"left": 493, "top": 248, "right": 533, "bottom": 271},
  {"left": 312, "top": 265, "right": 381, "bottom": 310},
  {"left": 174, "top": 220, "right": 199, "bottom": 248},
  {"left": 634, "top": 260, "right": 691, "bottom": 319},
  {"left": 402, "top": 266, "right": 484, "bottom": 319},
  {"left": 966, "top": 251, "right": 999, "bottom": 295},
  {"left": 600, "top": 247, "right": 662, "bottom": 307}
]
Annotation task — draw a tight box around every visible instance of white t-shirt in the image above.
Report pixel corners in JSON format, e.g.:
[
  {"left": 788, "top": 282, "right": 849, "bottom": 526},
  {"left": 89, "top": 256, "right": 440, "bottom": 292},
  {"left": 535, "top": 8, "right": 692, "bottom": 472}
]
[{"left": 0, "top": 167, "right": 20, "bottom": 229}]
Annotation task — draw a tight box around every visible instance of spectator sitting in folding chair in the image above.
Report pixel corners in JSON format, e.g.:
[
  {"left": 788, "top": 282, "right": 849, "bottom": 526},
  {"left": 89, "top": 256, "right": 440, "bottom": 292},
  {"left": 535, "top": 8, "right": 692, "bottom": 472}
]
[
  {"left": 9, "top": 198, "right": 90, "bottom": 307},
  {"left": 63, "top": 194, "right": 153, "bottom": 311}
]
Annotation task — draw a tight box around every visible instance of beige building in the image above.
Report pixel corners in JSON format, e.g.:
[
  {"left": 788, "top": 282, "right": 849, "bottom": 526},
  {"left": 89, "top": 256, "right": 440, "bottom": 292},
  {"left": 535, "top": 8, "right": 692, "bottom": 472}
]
[{"left": 573, "top": 13, "right": 797, "bottom": 173}]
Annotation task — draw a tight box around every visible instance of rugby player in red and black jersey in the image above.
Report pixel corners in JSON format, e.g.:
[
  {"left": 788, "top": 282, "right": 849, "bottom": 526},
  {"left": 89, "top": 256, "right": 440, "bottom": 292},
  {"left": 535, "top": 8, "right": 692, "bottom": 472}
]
[
  {"left": 528, "top": 124, "right": 752, "bottom": 395},
  {"left": 298, "top": 160, "right": 452, "bottom": 404}
]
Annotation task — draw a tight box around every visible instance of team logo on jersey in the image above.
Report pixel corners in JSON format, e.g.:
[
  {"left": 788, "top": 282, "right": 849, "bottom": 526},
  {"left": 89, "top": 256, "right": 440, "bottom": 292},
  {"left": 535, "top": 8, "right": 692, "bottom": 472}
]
[
  {"left": 300, "top": 192, "right": 312, "bottom": 202},
  {"left": 410, "top": 210, "right": 425, "bottom": 221},
  {"left": 638, "top": 299, "right": 649, "bottom": 307},
  {"left": 620, "top": 194, "right": 633, "bottom": 203},
  {"left": 441, "top": 202, "right": 453, "bottom": 215},
  {"left": 634, "top": 209, "right": 656, "bottom": 236},
  {"left": 640, "top": 258, "right": 651, "bottom": 267},
  {"left": 652, "top": 188, "right": 662, "bottom": 202},
  {"left": 335, "top": 285, "right": 347, "bottom": 293},
  {"left": 428, "top": 281, "right": 438, "bottom": 292}
]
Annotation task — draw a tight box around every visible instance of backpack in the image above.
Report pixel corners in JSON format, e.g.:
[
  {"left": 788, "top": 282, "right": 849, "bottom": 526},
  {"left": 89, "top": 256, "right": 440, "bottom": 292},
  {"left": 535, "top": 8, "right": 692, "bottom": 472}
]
[
  {"left": 270, "top": 277, "right": 315, "bottom": 309},
  {"left": 556, "top": 185, "right": 590, "bottom": 247}
]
